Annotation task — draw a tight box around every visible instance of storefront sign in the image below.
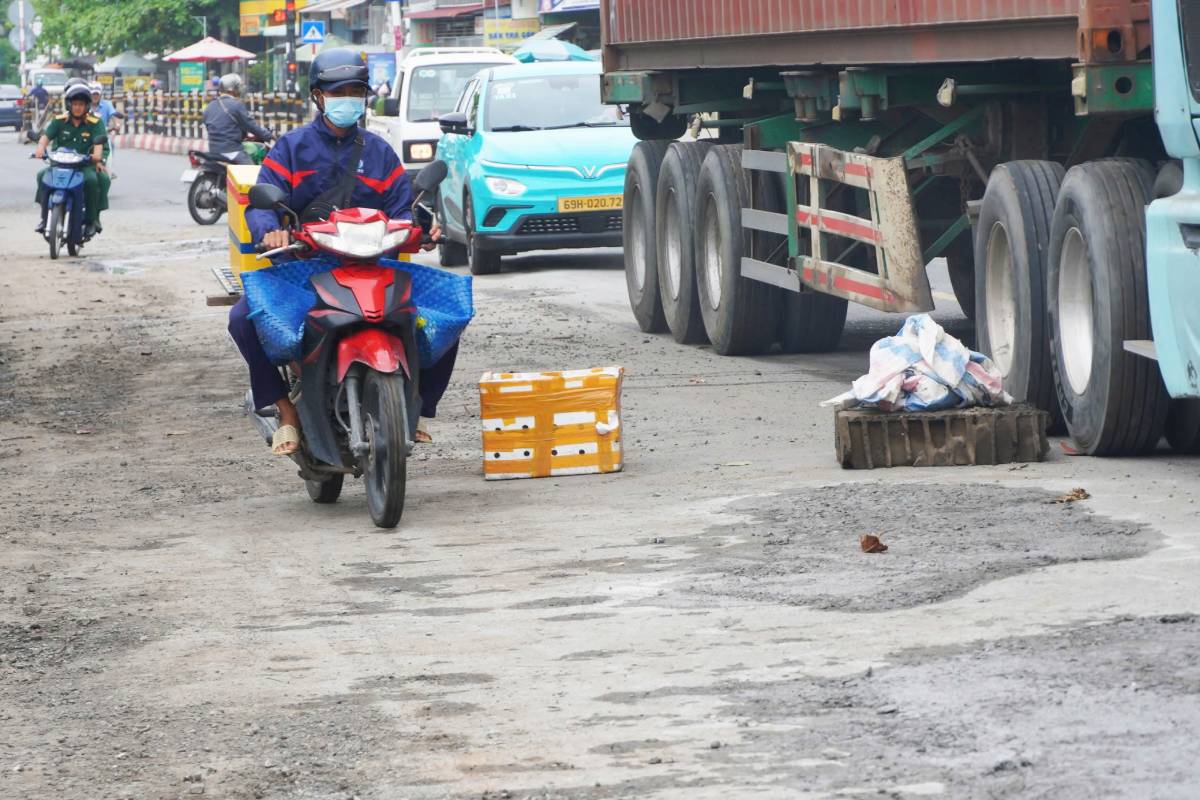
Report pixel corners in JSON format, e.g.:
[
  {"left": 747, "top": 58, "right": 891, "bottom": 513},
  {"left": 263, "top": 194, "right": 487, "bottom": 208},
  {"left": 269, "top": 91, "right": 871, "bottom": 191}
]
[
  {"left": 122, "top": 75, "right": 153, "bottom": 93},
  {"left": 538, "top": 0, "right": 599, "bottom": 12},
  {"left": 240, "top": 14, "right": 262, "bottom": 36},
  {"left": 178, "top": 62, "right": 207, "bottom": 92},
  {"left": 484, "top": 17, "right": 542, "bottom": 49},
  {"left": 366, "top": 53, "right": 396, "bottom": 92}
]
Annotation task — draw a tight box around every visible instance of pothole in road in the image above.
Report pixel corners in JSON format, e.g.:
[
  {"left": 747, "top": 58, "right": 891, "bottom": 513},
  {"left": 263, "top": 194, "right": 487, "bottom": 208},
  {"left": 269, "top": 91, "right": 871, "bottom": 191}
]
[
  {"left": 77, "top": 237, "right": 224, "bottom": 275},
  {"left": 681, "top": 483, "right": 1158, "bottom": 612}
]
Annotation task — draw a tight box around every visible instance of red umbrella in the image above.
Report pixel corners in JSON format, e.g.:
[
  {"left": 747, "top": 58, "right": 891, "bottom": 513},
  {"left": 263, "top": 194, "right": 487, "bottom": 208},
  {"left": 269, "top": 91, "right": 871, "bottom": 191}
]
[{"left": 164, "top": 37, "right": 255, "bottom": 62}]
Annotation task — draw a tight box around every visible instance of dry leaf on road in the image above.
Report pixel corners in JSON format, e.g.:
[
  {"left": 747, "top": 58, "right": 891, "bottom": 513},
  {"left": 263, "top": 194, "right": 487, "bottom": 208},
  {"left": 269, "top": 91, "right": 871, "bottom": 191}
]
[{"left": 860, "top": 534, "right": 888, "bottom": 553}]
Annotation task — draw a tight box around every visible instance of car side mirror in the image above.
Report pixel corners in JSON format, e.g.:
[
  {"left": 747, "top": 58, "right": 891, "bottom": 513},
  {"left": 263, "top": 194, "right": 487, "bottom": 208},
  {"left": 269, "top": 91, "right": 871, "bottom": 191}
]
[
  {"left": 382, "top": 97, "right": 400, "bottom": 117},
  {"left": 248, "top": 183, "right": 285, "bottom": 210},
  {"left": 413, "top": 160, "right": 448, "bottom": 194},
  {"left": 439, "top": 111, "right": 471, "bottom": 136}
]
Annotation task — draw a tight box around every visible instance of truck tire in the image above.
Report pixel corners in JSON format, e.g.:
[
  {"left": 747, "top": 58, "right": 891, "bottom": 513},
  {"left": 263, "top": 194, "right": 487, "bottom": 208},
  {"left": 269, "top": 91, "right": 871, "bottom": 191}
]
[
  {"left": 1047, "top": 159, "right": 1169, "bottom": 455},
  {"left": 623, "top": 140, "right": 671, "bottom": 333},
  {"left": 946, "top": 250, "right": 975, "bottom": 320},
  {"left": 630, "top": 111, "right": 687, "bottom": 141},
  {"left": 694, "top": 144, "right": 779, "bottom": 355},
  {"left": 655, "top": 141, "right": 712, "bottom": 344},
  {"left": 753, "top": 170, "right": 847, "bottom": 353},
  {"left": 1165, "top": 399, "right": 1200, "bottom": 454},
  {"left": 974, "top": 161, "right": 1065, "bottom": 427}
]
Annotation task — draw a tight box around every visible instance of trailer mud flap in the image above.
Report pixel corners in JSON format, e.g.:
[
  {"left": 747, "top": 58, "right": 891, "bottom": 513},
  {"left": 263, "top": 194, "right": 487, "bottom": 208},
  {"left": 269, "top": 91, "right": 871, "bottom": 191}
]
[{"left": 739, "top": 144, "right": 933, "bottom": 314}]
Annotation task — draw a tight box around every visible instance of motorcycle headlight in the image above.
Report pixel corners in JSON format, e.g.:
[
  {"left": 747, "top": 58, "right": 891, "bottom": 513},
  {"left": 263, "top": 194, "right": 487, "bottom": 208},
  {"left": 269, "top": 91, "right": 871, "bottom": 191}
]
[
  {"left": 310, "top": 220, "right": 397, "bottom": 258},
  {"left": 485, "top": 176, "right": 527, "bottom": 197}
]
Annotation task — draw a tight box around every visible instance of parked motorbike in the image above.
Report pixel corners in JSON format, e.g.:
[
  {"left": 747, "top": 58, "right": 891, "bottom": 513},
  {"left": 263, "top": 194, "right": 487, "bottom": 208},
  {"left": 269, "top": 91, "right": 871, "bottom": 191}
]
[
  {"left": 182, "top": 137, "right": 269, "bottom": 225},
  {"left": 243, "top": 160, "right": 449, "bottom": 528},
  {"left": 35, "top": 148, "right": 94, "bottom": 260}
]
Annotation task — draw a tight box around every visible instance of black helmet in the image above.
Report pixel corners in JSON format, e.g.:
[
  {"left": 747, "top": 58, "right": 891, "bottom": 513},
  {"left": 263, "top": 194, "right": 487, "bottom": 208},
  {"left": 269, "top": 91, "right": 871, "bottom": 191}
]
[
  {"left": 64, "top": 83, "right": 92, "bottom": 105},
  {"left": 309, "top": 48, "right": 369, "bottom": 93}
]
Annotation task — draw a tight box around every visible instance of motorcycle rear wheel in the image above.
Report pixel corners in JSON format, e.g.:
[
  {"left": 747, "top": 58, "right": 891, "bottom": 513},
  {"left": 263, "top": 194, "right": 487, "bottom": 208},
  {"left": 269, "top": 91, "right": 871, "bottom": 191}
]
[
  {"left": 362, "top": 370, "right": 409, "bottom": 529},
  {"left": 48, "top": 204, "right": 62, "bottom": 260},
  {"left": 188, "top": 174, "right": 224, "bottom": 225}
]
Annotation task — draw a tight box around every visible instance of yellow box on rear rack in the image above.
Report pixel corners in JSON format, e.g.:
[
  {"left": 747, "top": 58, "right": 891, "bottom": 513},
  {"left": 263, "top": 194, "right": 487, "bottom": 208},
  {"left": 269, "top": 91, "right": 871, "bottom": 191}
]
[
  {"left": 480, "top": 366, "right": 624, "bottom": 480},
  {"left": 226, "top": 164, "right": 262, "bottom": 286}
]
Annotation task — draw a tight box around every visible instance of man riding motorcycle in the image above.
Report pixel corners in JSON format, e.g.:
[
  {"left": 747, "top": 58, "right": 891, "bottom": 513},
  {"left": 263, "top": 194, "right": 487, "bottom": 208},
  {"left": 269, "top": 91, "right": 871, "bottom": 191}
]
[
  {"left": 28, "top": 75, "right": 49, "bottom": 108},
  {"left": 203, "top": 73, "right": 273, "bottom": 165},
  {"left": 33, "top": 81, "right": 110, "bottom": 237},
  {"left": 89, "top": 82, "right": 124, "bottom": 131},
  {"left": 227, "top": 49, "right": 448, "bottom": 457}
]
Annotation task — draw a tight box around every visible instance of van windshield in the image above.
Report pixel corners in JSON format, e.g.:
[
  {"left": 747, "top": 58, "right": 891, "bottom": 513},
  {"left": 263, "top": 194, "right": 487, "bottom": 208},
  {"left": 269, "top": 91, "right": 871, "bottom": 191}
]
[
  {"left": 35, "top": 71, "right": 67, "bottom": 87},
  {"left": 406, "top": 63, "right": 496, "bottom": 122}
]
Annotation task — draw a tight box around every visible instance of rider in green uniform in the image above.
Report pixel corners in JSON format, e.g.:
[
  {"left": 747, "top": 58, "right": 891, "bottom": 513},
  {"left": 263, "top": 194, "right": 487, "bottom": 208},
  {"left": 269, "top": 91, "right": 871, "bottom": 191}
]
[{"left": 34, "top": 82, "right": 111, "bottom": 237}]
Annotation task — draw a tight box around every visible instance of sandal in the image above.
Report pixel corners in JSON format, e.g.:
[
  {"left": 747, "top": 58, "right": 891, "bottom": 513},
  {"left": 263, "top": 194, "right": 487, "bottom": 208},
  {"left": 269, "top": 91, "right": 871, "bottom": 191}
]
[
  {"left": 415, "top": 418, "right": 433, "bottom": 444},
  {"left": 272, "top": 424, "right": 300, "bottom": 456}
]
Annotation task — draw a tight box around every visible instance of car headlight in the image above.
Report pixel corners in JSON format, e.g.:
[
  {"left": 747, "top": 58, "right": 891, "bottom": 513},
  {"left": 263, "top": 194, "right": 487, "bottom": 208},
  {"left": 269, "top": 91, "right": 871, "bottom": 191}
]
[{"left": 485, "top": 176, "right": 527, "bottom": 197}]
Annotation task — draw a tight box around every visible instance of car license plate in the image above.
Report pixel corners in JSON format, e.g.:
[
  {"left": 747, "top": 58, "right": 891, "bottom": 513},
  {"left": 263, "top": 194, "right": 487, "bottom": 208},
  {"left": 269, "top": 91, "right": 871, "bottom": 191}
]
[
  {"left": 557, "top": 194, "right": 623, "bottom": 213},
  {"left": 0, "top": 100, "right": 13, "bottom": 108},
  {"left": 180, "top": 169, "right": 199, "bottom": 183}
]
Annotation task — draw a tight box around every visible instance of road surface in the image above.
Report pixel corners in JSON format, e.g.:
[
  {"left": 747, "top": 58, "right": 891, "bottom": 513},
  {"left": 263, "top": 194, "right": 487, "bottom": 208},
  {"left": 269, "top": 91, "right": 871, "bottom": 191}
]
[{"left": 1, "top": 139, "right": 1198, "bottom": 799}]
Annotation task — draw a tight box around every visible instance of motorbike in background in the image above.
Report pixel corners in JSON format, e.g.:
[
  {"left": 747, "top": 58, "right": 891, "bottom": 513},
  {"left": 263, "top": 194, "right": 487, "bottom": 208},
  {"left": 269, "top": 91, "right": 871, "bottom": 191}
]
[
  {"left": 35, "top": 148, "right": 94, "bottom": 259},
  {"left": 182, "top": 135, "right": 269, "bottom": 225},
  {"left": 242, "top": 160, "right": 450, "bottom": 528}
]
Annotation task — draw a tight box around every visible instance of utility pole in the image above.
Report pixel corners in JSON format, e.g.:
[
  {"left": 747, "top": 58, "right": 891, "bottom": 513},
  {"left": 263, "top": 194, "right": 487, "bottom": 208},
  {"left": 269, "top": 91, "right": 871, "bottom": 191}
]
[
  {"left": 17, "top": 0, "right": 26, "bottom": 82},
  {"left": 192, "top": 15, "right": 208, "bottom": 38}
]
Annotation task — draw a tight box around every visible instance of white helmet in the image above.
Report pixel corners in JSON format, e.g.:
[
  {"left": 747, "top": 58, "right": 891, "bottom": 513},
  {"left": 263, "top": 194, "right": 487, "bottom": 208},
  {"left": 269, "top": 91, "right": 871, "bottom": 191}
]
[
  {"left": 218, "top": 73, "right": 243, "bottom": 93},
  {"left": 88, "top": 81, "right": 102, "bottom": 96}
]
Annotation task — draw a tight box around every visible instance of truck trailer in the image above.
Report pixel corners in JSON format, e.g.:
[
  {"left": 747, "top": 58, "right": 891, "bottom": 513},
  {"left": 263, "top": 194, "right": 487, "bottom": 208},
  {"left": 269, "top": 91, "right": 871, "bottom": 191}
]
[{"left": 601, "top": 0, "right": 1200, "bottom": 456}]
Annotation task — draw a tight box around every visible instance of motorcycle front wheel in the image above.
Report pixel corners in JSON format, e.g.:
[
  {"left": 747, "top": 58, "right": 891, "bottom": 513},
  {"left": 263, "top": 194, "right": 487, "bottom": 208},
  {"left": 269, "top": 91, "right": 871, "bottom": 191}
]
[
  {"left": 187, "top": 174, "right": 224, "bottom": 225},
  {"left": 47, "top": 204, "right": 62, "bottom": 260},
  {"left": 362, "top": 369, "right": 409, "bottom": 528}
]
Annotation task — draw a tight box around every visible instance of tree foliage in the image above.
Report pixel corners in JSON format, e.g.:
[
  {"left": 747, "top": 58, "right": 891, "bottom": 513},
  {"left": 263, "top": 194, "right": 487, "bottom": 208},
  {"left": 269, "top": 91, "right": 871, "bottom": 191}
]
[{"left": 33, "top": 0, "right": 241, "bottom": 57}]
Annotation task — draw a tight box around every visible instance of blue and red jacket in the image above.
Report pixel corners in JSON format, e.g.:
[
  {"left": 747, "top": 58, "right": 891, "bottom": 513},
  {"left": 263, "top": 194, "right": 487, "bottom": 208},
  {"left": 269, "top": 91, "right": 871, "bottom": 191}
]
[{"left": 247, "top": 118, "right": 412, "bottom": 244}]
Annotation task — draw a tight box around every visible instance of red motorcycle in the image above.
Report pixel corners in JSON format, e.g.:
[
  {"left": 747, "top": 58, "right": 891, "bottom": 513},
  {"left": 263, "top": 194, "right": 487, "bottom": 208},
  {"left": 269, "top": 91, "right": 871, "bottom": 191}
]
[{"left": 244, "top": 162, "right": 449, "bottom": 528}]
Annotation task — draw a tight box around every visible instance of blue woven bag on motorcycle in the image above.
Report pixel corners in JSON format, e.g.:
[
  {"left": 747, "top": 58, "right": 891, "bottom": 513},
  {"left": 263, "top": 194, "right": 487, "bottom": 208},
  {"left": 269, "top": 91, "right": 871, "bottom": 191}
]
[
  {"left": 381, "top": 258, "right": 474, "bottom": 366},
  {"left": 241, "top": 258, "right": 333, "bottom": 365}
]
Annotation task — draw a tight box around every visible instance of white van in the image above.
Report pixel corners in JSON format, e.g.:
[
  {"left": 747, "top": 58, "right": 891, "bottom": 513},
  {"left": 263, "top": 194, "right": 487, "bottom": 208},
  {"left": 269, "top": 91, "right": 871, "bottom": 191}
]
[
  {"left": 26, "top": 67, "right": 69, "bottom": 96},
  {"left": 367, "top": 48, "right": 516, "bottom": 183}
]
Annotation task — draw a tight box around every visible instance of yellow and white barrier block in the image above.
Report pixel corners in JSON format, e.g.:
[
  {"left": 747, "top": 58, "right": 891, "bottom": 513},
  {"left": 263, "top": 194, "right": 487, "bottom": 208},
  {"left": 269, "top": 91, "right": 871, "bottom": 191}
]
[{"left": 480, "top": 366, "right": 624, "bottom": 480}]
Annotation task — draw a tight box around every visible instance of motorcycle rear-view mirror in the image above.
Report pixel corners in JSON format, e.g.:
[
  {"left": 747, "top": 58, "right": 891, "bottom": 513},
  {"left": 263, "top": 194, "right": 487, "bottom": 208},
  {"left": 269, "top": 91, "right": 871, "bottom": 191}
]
[
  {"left": 414, "top": 160, "right": 448, "bottom": 194},
  {"left": 248, "top": 184, "right": 285, "bottom": 210}
]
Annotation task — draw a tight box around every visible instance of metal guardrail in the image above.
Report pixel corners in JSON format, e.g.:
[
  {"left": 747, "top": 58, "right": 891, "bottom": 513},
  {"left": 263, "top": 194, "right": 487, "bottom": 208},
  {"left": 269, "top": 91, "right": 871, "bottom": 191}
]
[{"left": 20, "top": 92, "right": 310, "bottom": 140}]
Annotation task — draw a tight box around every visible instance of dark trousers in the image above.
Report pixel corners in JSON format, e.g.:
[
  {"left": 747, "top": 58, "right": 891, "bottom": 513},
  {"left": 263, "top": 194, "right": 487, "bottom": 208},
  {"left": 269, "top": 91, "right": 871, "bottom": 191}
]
[{"left": 228, "top": 297, "right": 458, "bottom": 417}]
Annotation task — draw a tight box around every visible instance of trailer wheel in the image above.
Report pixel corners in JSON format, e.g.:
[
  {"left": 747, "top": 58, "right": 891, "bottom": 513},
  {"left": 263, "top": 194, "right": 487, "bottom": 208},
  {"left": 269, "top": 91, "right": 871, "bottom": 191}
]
[
  {"left": 655, "top": 141, "right": 712, "bottom": 344},
  {"left": 1048, "top": 159, "right": 1169, "bottom": 455},
  {"left": 695, "top": 144, "right": 778, "bottom": 355},
  {"left": 623, "top": 141, "right": 672, "bottom": 333},
  {"left": 753, "top": 170, "right": 848, "bottom": 353},
  {"left": 974, "top": 161, "right": 1065, "bottom": 427},
  {"left": 945, "top": 250, "right": 975, "bottom": 320},
  {"left": 630, "top": 111, "right": 687, "bottom": 142}
]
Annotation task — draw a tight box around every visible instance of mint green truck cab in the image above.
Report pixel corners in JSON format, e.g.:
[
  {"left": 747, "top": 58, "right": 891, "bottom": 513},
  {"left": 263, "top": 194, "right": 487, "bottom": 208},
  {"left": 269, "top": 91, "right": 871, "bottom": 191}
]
[{"left": 1146, "top": 1, "right": 1200, "bottom": 421}]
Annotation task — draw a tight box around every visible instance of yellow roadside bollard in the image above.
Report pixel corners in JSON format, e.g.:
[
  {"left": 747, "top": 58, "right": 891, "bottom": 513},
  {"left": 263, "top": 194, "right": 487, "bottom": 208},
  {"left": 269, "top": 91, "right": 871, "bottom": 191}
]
[{"left": 226, "top": 164, "right": 264, "bottom": 287}]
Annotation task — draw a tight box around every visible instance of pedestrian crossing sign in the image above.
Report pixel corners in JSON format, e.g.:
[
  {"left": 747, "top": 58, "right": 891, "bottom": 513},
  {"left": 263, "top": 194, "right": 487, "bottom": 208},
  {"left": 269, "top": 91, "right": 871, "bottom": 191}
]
[{"left": 300, "top": 20, "right": 325, "bottom": 45}]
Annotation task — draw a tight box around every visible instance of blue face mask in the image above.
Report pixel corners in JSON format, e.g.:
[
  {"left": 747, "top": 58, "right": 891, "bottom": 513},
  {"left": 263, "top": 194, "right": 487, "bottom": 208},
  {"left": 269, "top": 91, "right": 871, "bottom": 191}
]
[{"left": 323, "top": 96, "right": 365, "bottom": 128}]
